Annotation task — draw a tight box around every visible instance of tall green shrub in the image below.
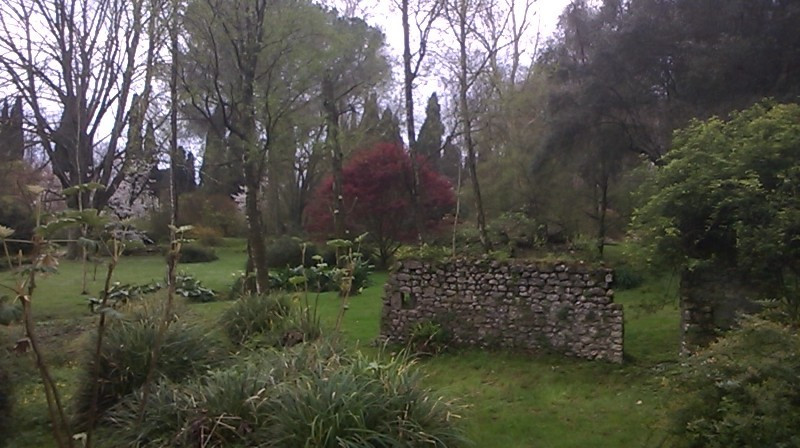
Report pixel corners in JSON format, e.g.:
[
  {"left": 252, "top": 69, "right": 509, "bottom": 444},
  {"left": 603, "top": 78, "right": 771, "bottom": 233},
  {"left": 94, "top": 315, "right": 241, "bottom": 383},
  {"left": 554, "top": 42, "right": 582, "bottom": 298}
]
[
  {"left": 632, "top": 101, "right": 800, "bottom": 312},
  {"left": 670, "top": 317, "right": 800, "bottom": 447},
  {"left": 0, "top": 340, "right": 11, "bottom": 446}
]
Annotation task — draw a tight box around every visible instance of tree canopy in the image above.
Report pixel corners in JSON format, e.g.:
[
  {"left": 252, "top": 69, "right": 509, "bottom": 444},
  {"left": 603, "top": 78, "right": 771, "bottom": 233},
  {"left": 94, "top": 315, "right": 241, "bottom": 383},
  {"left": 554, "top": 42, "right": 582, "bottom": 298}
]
[{"left": 632, "top": 101, "right": 800, "bottom": 294}]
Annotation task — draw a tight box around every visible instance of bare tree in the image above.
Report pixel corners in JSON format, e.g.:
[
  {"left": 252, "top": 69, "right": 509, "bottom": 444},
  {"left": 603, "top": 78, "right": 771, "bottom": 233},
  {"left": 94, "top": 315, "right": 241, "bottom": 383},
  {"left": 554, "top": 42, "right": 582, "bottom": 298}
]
[
  {"left": 441, "top": 0, "right": 512, "bottom": 252},
  {"left": 398, "top": 0, "right": 443, "bottom": 240},
  {"left": 0, "top": 0, "right": 161, "bottom": 211},
  {"left": 181, "top": 0, "right": 274, "bottom": 292},
  {"left": 507, "top": 0, "right": 537, "bottom": 87}
]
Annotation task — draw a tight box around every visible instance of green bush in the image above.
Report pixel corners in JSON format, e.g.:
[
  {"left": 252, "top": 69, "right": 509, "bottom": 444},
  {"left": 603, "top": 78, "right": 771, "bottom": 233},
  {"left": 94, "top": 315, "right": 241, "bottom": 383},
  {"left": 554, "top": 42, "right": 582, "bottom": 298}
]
[
  {"left": 103, "top": 345, "right": 465, "bottom": 447},
  {"left": 230, "top": 254, "right": 373, "bottom": 296},
  {"left": 145, "top": 209, "right": 172, "bottom": 244},
  {"left": 409, "top": 320, "right": 451, "bottom": 355},
  {"left": 669, "top": 317, "right": 800, "bottom": 448},
  {"left": 189, "top": 225, "right": 224, "bottom": 246},
  {"left": 0, "top": 299, "right": 20, "bottom": 445},
  {"left": 175, "top": 273, "right": 216, "bottom": 303},
  {"left": 489, "top": 211, "right": 546, "bottom": 250},
  {"left": 395, "top": 244, "right": 452, "bottom": 262},
  {"left": 348, "top": 253, "right": 374, "bottom": 294},
  {"left": 265, "top": 235, "right": 308, "bottom": 269},
  {"left": 0, "top": 340, "right": 11, "bottom": 446},
  {"left": 120, "top": 240, "right": 156, "bottom": 256},
  {"left": 612, "top": 264, "right": 645, "bottom": 290},
  {"left": 73, "top": 302, "right": 223, "bottom": 428},
  {"left": 227, "top": 272, "right": 248, "bottom": 301},
  {"left": 221, "top": 293, "right": 319, "bottom": 347},
  {"left": 0, "top": 296, "right": 21, "bottom": 326},
  {"left": 89, "top": 281, "right": 163, "bottom": 311},
  {"left": 178, "top": 192, "right": 246, "bottom": 237},
  {"left": 178, "top": 244, "right": 218, "bottom": 263}
]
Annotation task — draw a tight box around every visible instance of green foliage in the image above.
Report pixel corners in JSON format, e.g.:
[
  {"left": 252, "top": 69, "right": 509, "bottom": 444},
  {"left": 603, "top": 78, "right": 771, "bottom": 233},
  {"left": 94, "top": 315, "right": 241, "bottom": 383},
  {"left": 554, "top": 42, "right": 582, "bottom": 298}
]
[
  {"left": 178, "top": 193, "right": 246, "bottom": 238},
  {"left": 103, "top": 345, "right": 465, "bottom": 447},
  {"left": 221, "top": 293, "right": 291, "bottom": 346},
  {"left": 0, "top": 161, "right": 40, "bottom": 254},
  {"left": 226, "top": 273, "right": 249, "bottom": 301},
  {"left": 175, "top": 273, "right": 216, "bottom": 303},
  {"left": 445, "top": 214, "right": 548, "bottom": 258},
  {"left": 489, "top": 211, "right": 547, "bottom": 251},
  {"left": 347, "top": 253, "right": 374, "bottom": 294},
  {"left": 669, "top": 317, "right": 800, "bottom": 448},
  {"left": 633, "top": 101, "right": 800, "bottom": 268},
  {"left": 73, "top": 301, "right": 223, "bottom": 428},
  {"left": 177, "top": 243, "right": 219, "bottom": 263},
  {"left": 0, "top": 295, "right": 21, "bottom": 325},
  {"left": 88, "top": 281, "right": 163, "bottom": 311},
  {"left": 447, "top": 226, "right": 484, "bottom": 257},
  {"left": 188, "top": 225, "right": 224, "bottom": 246},
  {"left": 632, "top": 101, "right": 800, "bottom": 307},
  {"left": 100, "top": 344, "right": 340, "bottom": 447},
  {"left": 120, "top": 240, "right": 155, "bottom": 256},
  {"left": 221, "top": 293, "right": 319, "bottom": 347},
  {"left": 0, "top": 337, "right": 11, "bottom": 446},
  {"left": 612, "top": 265, "right": 645, "bottom": 291},
  {"left": 409, "top": 320, "right": 451, "bottom": 355},
  {"left": 395, "top": 244, "right": 452, "bottom": 262},
  {"left": 264, "top": 235, "right": 332, "bottom": 269},
  {"left": 261, "top": 254, "right": 372, "bottom": 294},
  {"left": 263, "top": 353, "right": 464, "bottom": 447},
  {"left": 145, "top": 209, "right": 172, "bottom": 244},
  {"left": 417, "top": 93, "right": 446, "bottom": 161}
]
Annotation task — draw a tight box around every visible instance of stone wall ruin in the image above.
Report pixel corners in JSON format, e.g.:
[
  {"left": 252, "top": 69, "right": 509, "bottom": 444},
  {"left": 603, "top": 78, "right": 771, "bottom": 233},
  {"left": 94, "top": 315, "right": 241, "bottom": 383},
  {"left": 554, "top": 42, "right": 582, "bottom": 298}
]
[{"left": 381, "top": 258, "right": 624, "bottom": 363}]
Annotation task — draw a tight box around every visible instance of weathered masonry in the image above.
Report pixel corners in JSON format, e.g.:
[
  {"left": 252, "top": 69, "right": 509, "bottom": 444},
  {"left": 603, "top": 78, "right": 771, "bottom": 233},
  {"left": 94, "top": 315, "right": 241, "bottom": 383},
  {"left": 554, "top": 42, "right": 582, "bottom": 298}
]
[
  {"left": 680, "top": 265, "right": 762, "bottom": 354},
  {"left": 381, "top": 258, "right": 624, "bottom": 363}
]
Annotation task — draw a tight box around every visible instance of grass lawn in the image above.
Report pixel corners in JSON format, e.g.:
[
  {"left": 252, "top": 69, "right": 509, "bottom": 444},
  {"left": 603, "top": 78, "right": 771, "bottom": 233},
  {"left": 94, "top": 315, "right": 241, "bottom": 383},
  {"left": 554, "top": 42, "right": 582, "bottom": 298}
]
[{"left": 1, "top": 241, "right": 680, "bottom": 447}]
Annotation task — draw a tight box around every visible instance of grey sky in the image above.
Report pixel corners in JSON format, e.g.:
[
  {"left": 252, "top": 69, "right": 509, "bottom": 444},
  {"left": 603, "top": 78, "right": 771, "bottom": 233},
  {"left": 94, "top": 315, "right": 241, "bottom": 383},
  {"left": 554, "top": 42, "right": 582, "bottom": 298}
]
[
  {"left": 344, "top": 0, "right": 572, "bottom": 128},
  {"left": 372, "top": 0, "right": 569, "bottom": 62}
]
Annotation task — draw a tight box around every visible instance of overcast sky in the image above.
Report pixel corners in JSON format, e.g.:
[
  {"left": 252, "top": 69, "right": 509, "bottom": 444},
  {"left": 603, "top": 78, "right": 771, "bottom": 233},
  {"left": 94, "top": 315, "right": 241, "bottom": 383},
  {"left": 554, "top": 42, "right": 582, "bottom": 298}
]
[
  {"left": 372, "top": 0, "right": 570, "bottom": 62},
  {"left": 346, "top": 0, "right": 573, "bottom": 125}
]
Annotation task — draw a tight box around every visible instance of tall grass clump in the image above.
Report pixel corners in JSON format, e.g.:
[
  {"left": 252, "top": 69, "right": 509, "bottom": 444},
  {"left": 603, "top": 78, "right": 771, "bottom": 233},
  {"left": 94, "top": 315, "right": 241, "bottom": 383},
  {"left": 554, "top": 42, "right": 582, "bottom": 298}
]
[
  {"left": 221, "top": 293, "right": 321, "bottom": 347},
  {"left": 73, "top": 300, "right": 224, "bottom": 428},
  {"left": 263, "top": 352, "right": 465, "bottom": 447},
  {"left": 103, "top": 345, "right": 466, "bottom": 447}
]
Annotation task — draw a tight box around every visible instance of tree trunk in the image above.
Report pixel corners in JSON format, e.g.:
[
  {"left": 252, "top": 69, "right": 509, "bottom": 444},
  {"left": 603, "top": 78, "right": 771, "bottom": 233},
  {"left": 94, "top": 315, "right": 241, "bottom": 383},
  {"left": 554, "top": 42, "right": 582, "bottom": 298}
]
[
  {"left": 169, "top": 10, "right": 180, "bottom": 228},
  {"left": 322, "top": 74, "right": 347, "bottom": 240},
  {"left": 244, "top": 164, "right": 270, "bottom": 293},
  {"left": 236, "top": 35, "right": 270, "bottom": 293},
  {"left": 596, "top": 175, "right": 609, "bottom": 257},
  {"left": 456, "top": 0, "right": 492, "bottom": 253},
  {"left": 402, "top": 0, "right": 424, "bottom": 242}
]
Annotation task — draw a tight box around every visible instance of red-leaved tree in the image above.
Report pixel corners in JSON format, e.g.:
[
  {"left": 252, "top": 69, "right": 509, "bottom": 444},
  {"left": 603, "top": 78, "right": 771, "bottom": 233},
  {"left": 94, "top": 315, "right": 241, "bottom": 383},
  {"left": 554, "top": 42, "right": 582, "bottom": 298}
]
[{"left": 305, "top": 142, "right": 455, "bottom": 265}]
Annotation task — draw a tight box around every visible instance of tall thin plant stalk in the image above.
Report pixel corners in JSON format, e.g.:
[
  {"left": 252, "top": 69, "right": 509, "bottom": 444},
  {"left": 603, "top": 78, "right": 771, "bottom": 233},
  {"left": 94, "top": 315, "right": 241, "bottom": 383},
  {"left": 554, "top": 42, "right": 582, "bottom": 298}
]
[
  {"left": 85, "top": 238, "right": 122, "bottom": 447},
  {"left": 138, "top": 0, "right": 182, "bottom": 423},
  {"left": 11, "top": 191, "right": 75, "bottom": 448}
]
